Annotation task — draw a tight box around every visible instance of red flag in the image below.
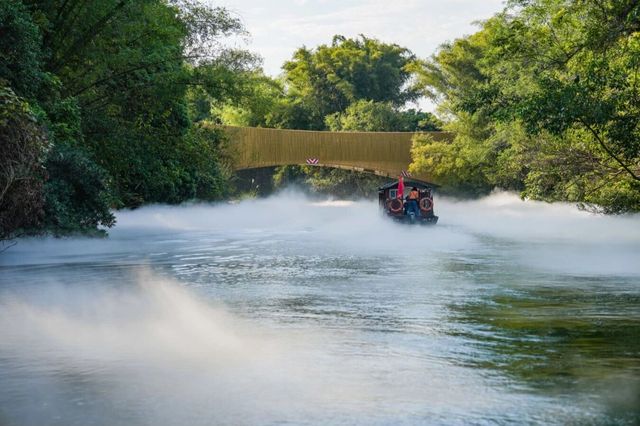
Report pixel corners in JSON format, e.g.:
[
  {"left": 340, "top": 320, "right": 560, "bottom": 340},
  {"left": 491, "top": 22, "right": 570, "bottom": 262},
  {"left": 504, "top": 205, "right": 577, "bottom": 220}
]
[{"left": 397, "top": 176, "right": 404, "bottom": 199}]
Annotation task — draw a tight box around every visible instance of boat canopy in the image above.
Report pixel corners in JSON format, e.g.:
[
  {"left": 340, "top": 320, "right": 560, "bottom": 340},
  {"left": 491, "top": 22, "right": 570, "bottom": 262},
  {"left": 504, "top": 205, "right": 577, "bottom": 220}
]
[{"left": 378, "top": 179, "right": 438, "bottom": 192}]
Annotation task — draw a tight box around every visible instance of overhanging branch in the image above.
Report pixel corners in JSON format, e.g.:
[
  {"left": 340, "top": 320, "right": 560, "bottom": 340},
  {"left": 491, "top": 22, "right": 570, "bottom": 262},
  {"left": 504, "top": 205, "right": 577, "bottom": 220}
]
[{"left": 579, "top": 118, "right": 639, "bottom": 181}]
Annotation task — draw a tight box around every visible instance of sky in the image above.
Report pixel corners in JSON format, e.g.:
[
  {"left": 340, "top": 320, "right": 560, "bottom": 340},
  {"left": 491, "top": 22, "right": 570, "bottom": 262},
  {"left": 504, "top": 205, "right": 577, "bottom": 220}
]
[{"left": 212, "top": 0, "right": 506, "bottom": 111}]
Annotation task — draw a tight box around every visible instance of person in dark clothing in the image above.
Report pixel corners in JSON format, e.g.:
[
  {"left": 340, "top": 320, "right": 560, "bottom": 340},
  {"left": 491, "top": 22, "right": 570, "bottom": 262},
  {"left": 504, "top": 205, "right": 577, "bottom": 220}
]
[{"left": 406, "top": 186, "right": 420, "bottom": 219}]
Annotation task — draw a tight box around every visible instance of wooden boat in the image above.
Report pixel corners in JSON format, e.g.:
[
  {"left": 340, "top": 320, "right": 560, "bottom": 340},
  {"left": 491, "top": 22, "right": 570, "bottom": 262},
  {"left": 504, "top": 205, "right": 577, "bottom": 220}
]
[{"left": 378, "top": 179, "right": 439, "bottom": 225}]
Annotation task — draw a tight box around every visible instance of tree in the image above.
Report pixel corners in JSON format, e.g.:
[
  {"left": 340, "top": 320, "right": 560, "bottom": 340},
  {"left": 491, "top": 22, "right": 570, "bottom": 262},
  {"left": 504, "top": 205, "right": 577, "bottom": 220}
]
[
  {"left": 0, "top": 85, "right": 48, "bottom": 242},
  {"left": 280, "top": 35, "right": 420, "bottom": 129},
  {"left": 484, "top": 1, "right": 640, "bottom": 177},
  {"left": 26, "top": 1, "right": 247, "bottom": 203},
  {"left": 410, "top": 28, "right": 515, "bottom": 196},
  {"left": 1, "top": 0, "right": 253, "bottom": 238},
  {"left": 411, "top": 0, "right": 640, "bottom": 212},
  {"left": 326, "top": 100, "right": 441, "bottom": 132},
  {"left": 0, "top": 1, "right": 46, "bottom": 99},
  {"left": 485, "top": 0, "right": 640, "bottom": 212},
  {"left": 208, "top": 71, "right": 285, "bottom": 127},
  {"left": 43, "top": 144, "right": 116, "bottom": 235}
]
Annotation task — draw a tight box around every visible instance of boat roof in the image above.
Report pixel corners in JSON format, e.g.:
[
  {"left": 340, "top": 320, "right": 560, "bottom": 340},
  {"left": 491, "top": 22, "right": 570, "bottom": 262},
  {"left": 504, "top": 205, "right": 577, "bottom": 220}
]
[{"left": 378, "top": 178, "right": 438, "bottom": 191}]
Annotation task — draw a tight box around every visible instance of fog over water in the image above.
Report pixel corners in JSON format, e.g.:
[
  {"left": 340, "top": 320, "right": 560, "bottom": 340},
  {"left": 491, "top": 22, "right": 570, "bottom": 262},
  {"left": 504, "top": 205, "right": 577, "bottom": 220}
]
[{"left": 1, "top": 191, "right": 639, "bottom": 425}]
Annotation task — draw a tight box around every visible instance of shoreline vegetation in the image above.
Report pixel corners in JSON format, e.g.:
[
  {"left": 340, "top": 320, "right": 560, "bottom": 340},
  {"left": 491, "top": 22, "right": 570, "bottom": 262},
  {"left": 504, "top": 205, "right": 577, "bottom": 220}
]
[{"left": 1, "top": 0, "right": 639, "bottom": 243}]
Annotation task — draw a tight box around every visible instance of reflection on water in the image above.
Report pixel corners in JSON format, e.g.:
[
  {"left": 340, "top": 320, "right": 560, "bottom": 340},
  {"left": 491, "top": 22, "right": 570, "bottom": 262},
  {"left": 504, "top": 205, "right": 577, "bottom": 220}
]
[
  {"left": 451, "top": 285, "right": 640, "bottom": 422},
  {"left": 0, "top": 191, "right": 639, "bottom": 425}
]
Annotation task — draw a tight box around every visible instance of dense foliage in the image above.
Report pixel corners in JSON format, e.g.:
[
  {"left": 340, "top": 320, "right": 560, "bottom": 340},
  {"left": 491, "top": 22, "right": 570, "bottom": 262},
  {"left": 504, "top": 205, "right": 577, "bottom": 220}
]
[
  {"left": 277, "top": 35, "right": 421, "bottom": 130},
  {"left": 0, "top": 85, "right": 48, "bottom": 241},
  {"left": 326, "top": 100, "right": 441, "bottom": 132},
  {"left": 0, "top": 0, "right": 251, "bottom": 238},
  {"left": 411, "top": 0, "right": 640, "bottom": 212}
]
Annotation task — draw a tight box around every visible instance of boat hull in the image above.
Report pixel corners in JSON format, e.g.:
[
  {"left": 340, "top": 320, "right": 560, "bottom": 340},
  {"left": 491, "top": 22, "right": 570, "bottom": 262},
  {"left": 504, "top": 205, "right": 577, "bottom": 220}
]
[{"left": 386, "top": 213, "right": 439, "bottom": 225}]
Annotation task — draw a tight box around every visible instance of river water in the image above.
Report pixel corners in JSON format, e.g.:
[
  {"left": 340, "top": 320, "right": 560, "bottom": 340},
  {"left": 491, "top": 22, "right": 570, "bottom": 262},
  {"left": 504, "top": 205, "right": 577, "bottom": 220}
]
[{"left": 0, "top": 191, "right": 639, "bottom": 425}]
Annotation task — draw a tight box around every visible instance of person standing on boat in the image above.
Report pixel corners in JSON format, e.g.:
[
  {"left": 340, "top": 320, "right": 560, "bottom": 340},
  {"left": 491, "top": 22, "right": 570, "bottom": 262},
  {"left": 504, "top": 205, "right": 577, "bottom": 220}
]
[{"left": 406, "top": 186, "right": 420, "bottom": 219}]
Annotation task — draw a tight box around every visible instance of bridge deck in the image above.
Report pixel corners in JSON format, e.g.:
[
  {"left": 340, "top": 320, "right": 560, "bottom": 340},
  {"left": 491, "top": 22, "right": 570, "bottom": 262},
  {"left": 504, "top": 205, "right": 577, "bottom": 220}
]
[{"left": 223, "top": 126, "right": 452, "bottom": 182}]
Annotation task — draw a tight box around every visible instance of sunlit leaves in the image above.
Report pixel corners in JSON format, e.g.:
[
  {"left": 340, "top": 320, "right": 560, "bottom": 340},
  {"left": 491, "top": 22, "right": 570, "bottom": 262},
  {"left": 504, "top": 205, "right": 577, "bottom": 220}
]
[
  {"left": 325, "top": 100, "right": 441, "bottom": 132},
  {"left": 1, "top": 0, "right": 248, "bottom": 231},
  {"left": 281, "top": 35, "right": 419, "bottom": 129},
  {"left": 169, "top": 0, "right": 246, "bottom": 61},
  {"left": 411, "top": 0, "right": 640, "bottom": 212}
]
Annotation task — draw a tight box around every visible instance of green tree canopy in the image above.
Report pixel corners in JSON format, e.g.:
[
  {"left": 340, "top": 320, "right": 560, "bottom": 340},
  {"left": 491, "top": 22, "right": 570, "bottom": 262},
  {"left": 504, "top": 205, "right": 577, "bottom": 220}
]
[
  {"left": 326, "top": 100, "right": 441, "bottom": 132},
  {"left": 280, "top": 35, "right": 420, "bottom": 129},
  {"left": 0, "top": 85, "right": 48, "bottom": 241},
  {"left": 411, "top": 0, "right": 640, "bottom": 212},
  {"left": 0, "top": 0, "right": 253, "bottom": 237}
]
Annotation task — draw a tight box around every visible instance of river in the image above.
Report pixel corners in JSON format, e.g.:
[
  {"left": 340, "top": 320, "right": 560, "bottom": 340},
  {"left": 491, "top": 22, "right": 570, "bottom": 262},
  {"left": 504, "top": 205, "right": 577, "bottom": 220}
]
[{"left": 1, "top": 191, "right": 639, "bottom": 425}]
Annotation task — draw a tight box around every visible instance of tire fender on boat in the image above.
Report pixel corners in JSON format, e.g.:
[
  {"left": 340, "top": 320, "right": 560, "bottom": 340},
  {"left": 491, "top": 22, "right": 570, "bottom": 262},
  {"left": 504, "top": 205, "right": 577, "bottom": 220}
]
[
  {"left": 419, "top": 197, "right": 433, "bottom": 212},
  {"left": 388, "top": 198, "right": 403, "bottom": 213}
]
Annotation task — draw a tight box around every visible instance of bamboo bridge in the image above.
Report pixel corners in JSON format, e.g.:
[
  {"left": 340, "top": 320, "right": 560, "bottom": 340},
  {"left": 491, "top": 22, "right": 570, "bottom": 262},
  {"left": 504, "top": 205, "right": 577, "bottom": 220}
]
[{"left": 223, "top": 126, "right": 453, "bottom": 183}]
